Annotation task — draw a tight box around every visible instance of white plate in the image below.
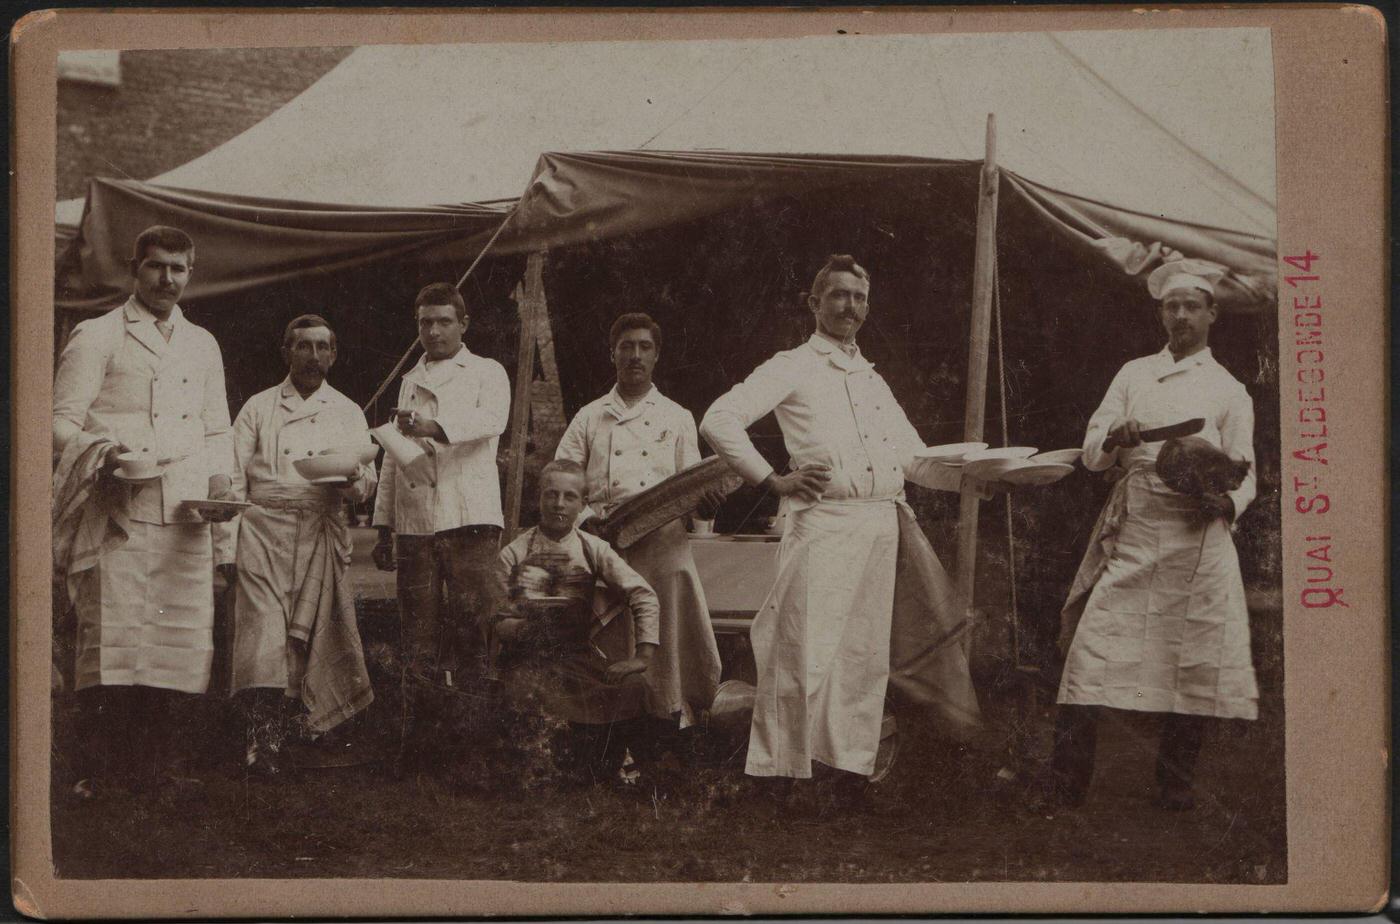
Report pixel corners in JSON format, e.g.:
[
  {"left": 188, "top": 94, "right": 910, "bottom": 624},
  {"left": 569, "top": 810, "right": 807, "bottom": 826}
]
[
  {"left": 181, "top": 499, "right": 253, "bottom": 517},
  {"left": 309, "top": 475, "right": 350, "bottom": 485},
  {"left": 963, "top": 457, "right": 1028, "bottom": 480},
  {"left": 113, "top": 470, "right": 163, "bottom": 483},
  {"left": 913, "top": 441, "right": 988, "bottom": 463},
  {"left": 1000, "top": 461, "right": 1075, "bottom": 486},
  {"left": 1031, "top": 448, "right": 1083, "bottom": 466},
  {"left": 964, "top": 446, "right": 1039, "bottom": 463}
]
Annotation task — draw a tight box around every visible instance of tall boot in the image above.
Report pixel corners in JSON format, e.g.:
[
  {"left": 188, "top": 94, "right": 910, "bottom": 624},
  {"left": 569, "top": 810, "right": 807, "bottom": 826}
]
[
  {"left": 1045, "top": 704, "right": 1099, "bottom": 808},
  {"left": 1155, "top": 713, "right": 1205, "bottom": 810}
]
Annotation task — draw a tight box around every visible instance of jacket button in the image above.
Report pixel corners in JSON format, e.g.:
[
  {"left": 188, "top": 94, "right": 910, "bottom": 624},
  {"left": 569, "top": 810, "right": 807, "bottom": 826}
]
[
  {"left": 183, "top": 378, "right": 188, "bottom": 384},
  {"left": 409, "top": 483, "right": 417, "bottom": 489},
  {"left": 153, "top": 413, "right": 159, "bottom": 418},
  {"left": 307, "top": 450, "right": 314, "bottom": 456},
  {"left": 284, "top": 449, "right": 290, "bottom": 455},
  {"left": 641, "top": 450, "right": 648, "bottom": 457},
  {"left": 615, "top": 450, "right": 622, "bottom": 456},
  {"left": 612, "top": 480, "right": 619, "bottom": 487},
  {"left": 644, "top": 420, "right": 650, "bottom": 426},
  {"left": 866, "top": 466, "right": 873, "bottom": 472},
  {"left": 182, "top": 414, "right": 188, "bottom": 419}
]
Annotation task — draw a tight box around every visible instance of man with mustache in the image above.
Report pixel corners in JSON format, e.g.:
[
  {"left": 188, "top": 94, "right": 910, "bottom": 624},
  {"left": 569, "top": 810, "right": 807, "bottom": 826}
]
[
  {"left": 227, "top": 314, "right": 378, "bottom": 775},
  {"left": 1046, "top": 260, "right": 1258, "bottom": 811},
  {"left": 371, "top": 283, "right": 511, "bottom": 763},
  {"left": 555, "top": 313, "right": 723, "bottom": 737},
  {"left": 701, "top": 255, "right": 993, "bottom": 809},
  {"left": 52, "top": 225, "right": 236, "bottom": 797}
]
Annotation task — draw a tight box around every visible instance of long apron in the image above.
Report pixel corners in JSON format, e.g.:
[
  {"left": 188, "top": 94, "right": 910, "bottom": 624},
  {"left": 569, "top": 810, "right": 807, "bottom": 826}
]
[
  {"left": 621, "top": 519, "right": 722, "bottom": 727},
  {"left": 74, "top": 519, "right": 214, "bottom": 694},
  {"left": 232, "top": 484, "right": 374, "bottom": 733},
  {"left": 746, "top": 497, "right": 898, "bottom": 778},
  {"left": 1057, "top": 469, "right": 1258, "bottom": 719}
]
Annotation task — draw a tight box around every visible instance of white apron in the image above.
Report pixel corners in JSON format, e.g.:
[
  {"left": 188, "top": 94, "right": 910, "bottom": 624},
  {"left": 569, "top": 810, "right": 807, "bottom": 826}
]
[
  {"left": 1057, "top": 468, "right": 1258, "bottom": 719},
  {"left": 746, "top": 497, "right": 898, "bottom": 778},
  {"left": 74, "top": 519, "right": 215, "bottom": 694},
  {"left": 621, "top": 519, "right": 722, "bottom": 728}
]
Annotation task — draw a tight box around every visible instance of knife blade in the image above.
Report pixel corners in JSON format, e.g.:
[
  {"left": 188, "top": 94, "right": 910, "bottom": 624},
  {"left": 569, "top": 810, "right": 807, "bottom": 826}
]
[{"left": 1103, "top": 417, "right": 1204, "bottom": 451}]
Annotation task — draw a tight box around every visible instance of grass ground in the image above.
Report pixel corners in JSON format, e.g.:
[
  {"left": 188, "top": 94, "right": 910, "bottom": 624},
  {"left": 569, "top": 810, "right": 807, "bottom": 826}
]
[{"left": 50, "top": 668, "right": 1285, "bottom": 884}]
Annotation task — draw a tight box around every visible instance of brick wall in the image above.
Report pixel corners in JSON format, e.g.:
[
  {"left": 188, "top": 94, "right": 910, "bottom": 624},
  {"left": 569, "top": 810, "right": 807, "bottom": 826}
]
[{"left": 57, "top": 47, "right": 354, "bottom": 200}]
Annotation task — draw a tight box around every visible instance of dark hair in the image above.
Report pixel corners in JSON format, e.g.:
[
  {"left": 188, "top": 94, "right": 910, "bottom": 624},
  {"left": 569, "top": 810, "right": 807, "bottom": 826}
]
[
  {"left": 130, "top": 225, "right": 195, "bottom": 268},
  {"left": 810, "top": 254, "right": 869, "bottom": 301},
  {"left": 540, "top": 458, "right": 586, "bottom": 482},
  {"left": 414, "top": 283, "right": 468, "bottom": 323},
  {"left": 282, "top": 313, "right": 336, "bottom": 349},
  {"left": 608, "top": 312, "right": 661, "bottom": 351}
]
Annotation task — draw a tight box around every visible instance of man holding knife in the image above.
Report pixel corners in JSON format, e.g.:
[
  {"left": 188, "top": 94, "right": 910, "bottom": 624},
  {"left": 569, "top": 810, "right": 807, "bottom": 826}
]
[
  {"left": 1047, "top": 260, "right": 1258, "bottom": 811},
  {"left": 372, "top": 284, "right": 511, "bottom": 757}
]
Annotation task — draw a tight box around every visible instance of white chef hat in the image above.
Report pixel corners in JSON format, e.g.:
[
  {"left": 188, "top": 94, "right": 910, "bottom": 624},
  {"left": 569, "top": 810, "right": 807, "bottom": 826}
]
[{"left": 1146, "top": 258, "right": 1227, "bottom": 300}]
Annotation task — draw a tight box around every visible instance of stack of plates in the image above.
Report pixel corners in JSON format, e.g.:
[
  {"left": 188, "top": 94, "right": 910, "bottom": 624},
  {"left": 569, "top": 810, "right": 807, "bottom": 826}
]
[
  {"left": 912, "top": 442, "right": 989, "bottom": 466},
  {"left": 963, "top": 447, "right": 1039, "bottom": 481}
]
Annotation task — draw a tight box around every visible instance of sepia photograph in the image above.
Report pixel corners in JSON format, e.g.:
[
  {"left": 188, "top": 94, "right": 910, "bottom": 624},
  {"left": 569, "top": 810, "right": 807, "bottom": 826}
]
[{"left": 11, "top": 6, "right": 1388, "bottom": 917}]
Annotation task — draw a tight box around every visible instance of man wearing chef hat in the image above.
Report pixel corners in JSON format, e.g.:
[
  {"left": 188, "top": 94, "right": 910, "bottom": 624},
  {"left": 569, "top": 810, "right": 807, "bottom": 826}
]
[{"left": 1046, "top": 258, "right": 1258, "bottom": 811}]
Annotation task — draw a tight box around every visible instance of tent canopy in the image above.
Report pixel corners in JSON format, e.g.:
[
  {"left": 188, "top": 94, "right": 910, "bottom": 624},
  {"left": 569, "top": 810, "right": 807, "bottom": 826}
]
[
  {"left": 56, "top": 29, "right": 1276, "bottom": 232},
  {"left": 59, "top": 151, "right": 1276, "bottom": 314}
]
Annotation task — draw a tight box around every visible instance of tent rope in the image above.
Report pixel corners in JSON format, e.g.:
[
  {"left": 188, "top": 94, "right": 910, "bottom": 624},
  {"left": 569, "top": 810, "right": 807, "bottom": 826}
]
[
  {"left": 992, "top": 243, "right": 1021, "bottom": 671},
  {"left": 361, "top": 213, "right": 515, "bottom": 414}
]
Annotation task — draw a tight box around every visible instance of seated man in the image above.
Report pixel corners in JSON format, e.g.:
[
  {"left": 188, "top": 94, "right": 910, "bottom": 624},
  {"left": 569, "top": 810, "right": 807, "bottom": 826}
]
[{"left": 489, "top": 459, "right": 659, "bottom": 783}]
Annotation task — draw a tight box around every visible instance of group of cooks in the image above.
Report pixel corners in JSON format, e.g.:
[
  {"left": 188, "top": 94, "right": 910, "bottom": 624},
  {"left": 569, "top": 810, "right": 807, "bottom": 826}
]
[{"left": 52, "top": 225, "right": 1258, "bottom": 813}]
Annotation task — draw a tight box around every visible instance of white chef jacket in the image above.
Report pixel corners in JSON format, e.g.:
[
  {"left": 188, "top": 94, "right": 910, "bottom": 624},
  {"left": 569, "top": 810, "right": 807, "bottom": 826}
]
[
  {"left": 52, "top": 296, "right": 233, "bottom": 526},
  {"left": 555, "top": 385, "right": 700, "bottom": 520},
  {"left": 231, "top": 378, "right": 378, "bottom": 504},
  {"left": 1081, "top": 345, "right": 1256, "bottom": 518},
  {"left": 372, "top": 344, "right": 511, "bottom": 535},
  {"left": 700, "top": 333, "right": 961, "bottom": 503}
]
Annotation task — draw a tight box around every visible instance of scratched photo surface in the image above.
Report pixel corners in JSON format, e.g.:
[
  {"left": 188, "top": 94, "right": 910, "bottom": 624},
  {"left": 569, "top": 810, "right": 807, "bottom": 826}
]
[{"left": 48, "top": 31, "right": 1283, "bottom": 883}]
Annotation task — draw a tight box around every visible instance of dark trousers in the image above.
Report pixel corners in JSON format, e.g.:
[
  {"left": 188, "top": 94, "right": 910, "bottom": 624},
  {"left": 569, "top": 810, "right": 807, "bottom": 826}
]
[
  {"left": 396, "top": 524, "right": 502, "bottom": 680},
  {"left": 74, "top": 685, "right": 199, "bottom": 787},
  {"left": 393, "top": 525, "right": 501, "bottom": 764},
  {"left": 1049, "top": 705, "right": 1205, "bottom": 804}
]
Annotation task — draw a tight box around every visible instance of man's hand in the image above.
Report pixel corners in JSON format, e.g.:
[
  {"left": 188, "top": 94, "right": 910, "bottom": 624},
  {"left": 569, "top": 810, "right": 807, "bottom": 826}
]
[
  {"left": 604, "top": 649, "right": 653, "bottom": 684},
  {"left": 763, "top": 463, "right": 832, "bottom": 503},
  {"left": 393, "top": 408, "right": 447, "bottom": 442},
  {"left": 208, "top": 474, "right": 234, "bottom": 499},
  {"left": 695, "top": 485, "right": 728, "bottom": 519},
  {"left": 372, "top": 528, "right": 397, "bottom": 571},
  {"left": 1195, "top": 493, "right": 1235, "bottom": 524},
  {"left": 1103, "top": 418, "right": 1144, "bottom": 452}
]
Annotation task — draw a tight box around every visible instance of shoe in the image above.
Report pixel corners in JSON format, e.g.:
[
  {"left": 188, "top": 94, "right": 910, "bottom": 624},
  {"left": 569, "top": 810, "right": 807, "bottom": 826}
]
[{"left": 245, "top": 740, "right": 288, "bottom": 779}]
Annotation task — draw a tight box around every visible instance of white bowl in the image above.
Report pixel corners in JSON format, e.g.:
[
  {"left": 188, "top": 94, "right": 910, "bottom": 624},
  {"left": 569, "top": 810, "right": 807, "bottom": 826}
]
[{"left": 293, "top": 452, "right": 361, "bottom": 480}]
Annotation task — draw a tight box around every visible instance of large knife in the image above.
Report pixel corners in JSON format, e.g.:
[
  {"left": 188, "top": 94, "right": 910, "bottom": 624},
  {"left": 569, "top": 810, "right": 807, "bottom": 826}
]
[{"left": 1103, "top": 417, "right": 1204, "bottom": 451}]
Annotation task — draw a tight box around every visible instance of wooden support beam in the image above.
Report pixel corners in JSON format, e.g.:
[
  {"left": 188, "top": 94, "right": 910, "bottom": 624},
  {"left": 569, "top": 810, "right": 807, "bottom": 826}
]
[
  {"left": 955, "top": 114, "right": 1000, "bottom": 624},
  {"left": 503, "top": 251, "right": 545, "bottom": 540}
]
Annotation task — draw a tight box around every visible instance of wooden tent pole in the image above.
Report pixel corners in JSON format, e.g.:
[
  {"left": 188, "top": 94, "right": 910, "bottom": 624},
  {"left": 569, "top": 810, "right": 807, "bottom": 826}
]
[
  {"left": 955, "top": 114, "right": 1000, "bottom": 624},
  {"left": 503, "top": 251, "right": 545, "bottom": 540}
]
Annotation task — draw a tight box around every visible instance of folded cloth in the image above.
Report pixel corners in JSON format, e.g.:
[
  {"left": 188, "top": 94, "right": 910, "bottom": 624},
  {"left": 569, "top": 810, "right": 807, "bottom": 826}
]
[
  {"left": 887, "top": 501, "right": 983, "bottom": 741},
  {"left": 52, "top": 432, "right": 129, "bottom": 609},
  {"left": 235, "top": 483, "right": 373, "bottom": 733}
]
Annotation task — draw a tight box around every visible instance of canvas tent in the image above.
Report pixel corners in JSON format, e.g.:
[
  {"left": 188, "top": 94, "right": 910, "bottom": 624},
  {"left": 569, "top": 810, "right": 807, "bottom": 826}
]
[{"left": 54, "top": 32, "right": 1280, "bottom": 670}]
